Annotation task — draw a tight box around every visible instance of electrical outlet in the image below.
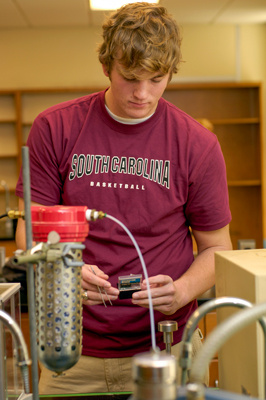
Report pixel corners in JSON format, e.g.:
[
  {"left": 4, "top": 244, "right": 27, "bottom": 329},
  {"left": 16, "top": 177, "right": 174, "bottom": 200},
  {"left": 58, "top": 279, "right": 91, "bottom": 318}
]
[{"left": 237, "top": 239, "right": 256, "bottom": 250}]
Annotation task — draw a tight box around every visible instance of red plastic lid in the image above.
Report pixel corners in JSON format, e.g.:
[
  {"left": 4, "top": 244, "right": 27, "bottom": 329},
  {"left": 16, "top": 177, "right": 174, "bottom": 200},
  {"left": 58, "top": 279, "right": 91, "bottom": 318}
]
[{"left": 31, "top": 205, "right": 89, "bottom": 242}]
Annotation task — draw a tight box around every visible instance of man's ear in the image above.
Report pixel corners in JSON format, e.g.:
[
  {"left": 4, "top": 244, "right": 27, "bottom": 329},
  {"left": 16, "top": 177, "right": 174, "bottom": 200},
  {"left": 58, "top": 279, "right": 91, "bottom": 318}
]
[{"left": 102, "top": 64, "right": 109, "bottom": 78}]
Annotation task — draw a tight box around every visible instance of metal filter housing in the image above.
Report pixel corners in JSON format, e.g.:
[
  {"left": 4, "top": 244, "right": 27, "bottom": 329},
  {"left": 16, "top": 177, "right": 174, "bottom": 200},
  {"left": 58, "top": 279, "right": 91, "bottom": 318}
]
[
  {"left": 35, "top": 243, "right": 83, "bottom": 373},
  {"left": 32, "top": 206, "right": 89, "bottom": 373}
]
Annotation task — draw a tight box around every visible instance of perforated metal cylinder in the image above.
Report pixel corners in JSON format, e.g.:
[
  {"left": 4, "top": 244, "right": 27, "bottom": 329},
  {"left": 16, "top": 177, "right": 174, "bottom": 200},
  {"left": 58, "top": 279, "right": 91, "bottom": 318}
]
[
  {"left": 35, "top": 242, "right": 83, "bottom": 373},
  {"left": 32, "top": 205, "right": 89, "bottom": 374}
]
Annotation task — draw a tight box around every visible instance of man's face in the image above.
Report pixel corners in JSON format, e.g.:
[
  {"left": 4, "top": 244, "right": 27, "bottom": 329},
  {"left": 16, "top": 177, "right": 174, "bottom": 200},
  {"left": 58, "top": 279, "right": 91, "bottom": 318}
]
[{"left": 103, "top": 61, "right": 170, "bottom": 119}]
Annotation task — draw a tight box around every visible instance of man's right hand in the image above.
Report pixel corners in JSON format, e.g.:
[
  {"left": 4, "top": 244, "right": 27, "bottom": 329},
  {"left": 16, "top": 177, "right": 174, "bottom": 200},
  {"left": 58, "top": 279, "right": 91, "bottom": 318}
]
[{"left": 81, "top": 264, "right": 119, "bottom": 306}]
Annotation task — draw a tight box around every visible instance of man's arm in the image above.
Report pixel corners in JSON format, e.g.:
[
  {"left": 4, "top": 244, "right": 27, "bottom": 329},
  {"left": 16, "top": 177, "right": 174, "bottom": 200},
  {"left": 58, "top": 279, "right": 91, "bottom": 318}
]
[
  {"left": 132, "top": 224, "right": 232, "bottom": 315},
  {"left": 176, "top": 224, "right": 232, "bottom": 307}
]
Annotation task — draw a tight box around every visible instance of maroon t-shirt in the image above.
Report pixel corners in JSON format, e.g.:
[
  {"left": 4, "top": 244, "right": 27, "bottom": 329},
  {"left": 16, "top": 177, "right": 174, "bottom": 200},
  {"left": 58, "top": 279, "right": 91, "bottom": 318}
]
[{"left": 16, "top": 90, "right": 231, "bottom": 357}]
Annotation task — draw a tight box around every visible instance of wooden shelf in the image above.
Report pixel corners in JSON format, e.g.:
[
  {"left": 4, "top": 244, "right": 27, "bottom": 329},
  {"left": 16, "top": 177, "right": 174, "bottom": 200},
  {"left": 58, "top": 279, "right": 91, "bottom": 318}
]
[
  {"left": 0, "top": 187, "right": 16, "bottom": 193},
  {"left": 211, "top": 118, "right": 260, "bottom": 125},
  {"left": 0, "top": 154, "right": 18, "bottom": 159},
  {"left": 0, "top": 119, "right": 17, "bottom": 124},
  {"left": 228, "top": 180, "right": 261, "bottom": 187}
]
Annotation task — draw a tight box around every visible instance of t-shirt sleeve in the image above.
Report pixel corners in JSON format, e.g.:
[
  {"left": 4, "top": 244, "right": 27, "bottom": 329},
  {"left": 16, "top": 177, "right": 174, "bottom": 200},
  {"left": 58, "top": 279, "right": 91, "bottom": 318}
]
[{"left": 185, "top": 139, "right": 232, "bottom": 231}]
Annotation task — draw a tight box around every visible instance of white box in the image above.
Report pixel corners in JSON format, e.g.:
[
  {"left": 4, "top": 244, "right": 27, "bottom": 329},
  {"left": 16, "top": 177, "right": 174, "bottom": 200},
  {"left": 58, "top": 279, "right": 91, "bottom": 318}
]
[{"left": 215, "top": 249, "right": 266, "bottom": 399}]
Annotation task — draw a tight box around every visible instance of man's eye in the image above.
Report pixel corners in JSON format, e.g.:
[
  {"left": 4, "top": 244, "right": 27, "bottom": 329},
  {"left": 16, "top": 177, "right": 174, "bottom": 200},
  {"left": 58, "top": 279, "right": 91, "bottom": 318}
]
[
  {"left": 151, "top": 77, "right": 163, "bottom": 83},
  {"left": 124, "top": 77, "right": 136, "bottom": 82}
]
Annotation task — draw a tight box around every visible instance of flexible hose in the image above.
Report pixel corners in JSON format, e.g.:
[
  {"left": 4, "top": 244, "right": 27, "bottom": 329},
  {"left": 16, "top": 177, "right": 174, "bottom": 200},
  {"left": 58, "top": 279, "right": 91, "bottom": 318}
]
[
  {"left": 0, "top": 310, "right": 31, "bottom": 393},
  {"left": 180, "top": 296, "right": 255, "bottom": 385},
  {"left": 105, "top": 213, "right": 157, "bottom": 352},
  {"left": 182, "top": 296, "right": 253, "bottom": 343},
  {"left": 190, "top": 301, "right": 266, "bottom": 387}
]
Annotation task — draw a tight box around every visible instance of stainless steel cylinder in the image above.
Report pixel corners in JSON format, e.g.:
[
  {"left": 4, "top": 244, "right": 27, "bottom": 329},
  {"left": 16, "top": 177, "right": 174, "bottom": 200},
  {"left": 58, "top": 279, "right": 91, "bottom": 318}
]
[{"left": 132, "top": 351, "right": 177, "bottom": 400}]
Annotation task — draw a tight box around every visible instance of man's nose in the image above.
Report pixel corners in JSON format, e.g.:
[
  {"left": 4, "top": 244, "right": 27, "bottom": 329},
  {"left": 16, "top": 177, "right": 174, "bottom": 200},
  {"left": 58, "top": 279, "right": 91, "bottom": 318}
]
[{"left": 133, "top": 81, "right": 149, "bottom": 99}]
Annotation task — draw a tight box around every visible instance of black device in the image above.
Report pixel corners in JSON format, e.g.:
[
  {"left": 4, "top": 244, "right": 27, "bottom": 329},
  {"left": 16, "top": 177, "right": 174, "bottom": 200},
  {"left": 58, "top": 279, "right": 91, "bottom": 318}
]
[{"left": 118, "top": 274, "right": 142, "bottom": 299}]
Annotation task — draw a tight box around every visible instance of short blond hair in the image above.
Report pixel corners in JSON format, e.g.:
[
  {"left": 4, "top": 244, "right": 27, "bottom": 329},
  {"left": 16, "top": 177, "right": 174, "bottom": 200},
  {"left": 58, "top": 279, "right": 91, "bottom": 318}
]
[{"left": 98, "top": 2, "right": 182, "bottom": 80}]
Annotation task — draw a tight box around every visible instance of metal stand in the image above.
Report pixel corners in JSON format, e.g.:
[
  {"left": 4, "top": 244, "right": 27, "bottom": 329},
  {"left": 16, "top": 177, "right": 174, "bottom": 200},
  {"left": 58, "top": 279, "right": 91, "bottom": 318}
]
[{"left": 22, "top": 147, "right": 39, "bottom": 400}]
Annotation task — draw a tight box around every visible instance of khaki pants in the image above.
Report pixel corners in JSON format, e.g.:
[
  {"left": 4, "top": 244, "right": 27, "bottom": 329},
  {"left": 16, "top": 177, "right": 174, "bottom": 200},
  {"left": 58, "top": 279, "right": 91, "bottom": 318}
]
[{"left": 39, "top": 328, "right": 208, "bottom": 394}]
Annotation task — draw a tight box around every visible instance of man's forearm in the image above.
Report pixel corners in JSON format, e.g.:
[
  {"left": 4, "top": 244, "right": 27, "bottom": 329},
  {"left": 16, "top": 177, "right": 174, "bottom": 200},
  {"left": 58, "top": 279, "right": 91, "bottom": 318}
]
[{"left": 174, "top": 244, "right": 230, "bottom": 309}]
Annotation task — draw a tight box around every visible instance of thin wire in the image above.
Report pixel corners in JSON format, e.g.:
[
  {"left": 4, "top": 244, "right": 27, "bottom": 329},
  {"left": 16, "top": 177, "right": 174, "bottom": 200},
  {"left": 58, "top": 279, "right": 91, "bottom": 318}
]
[
  {"left": 90, "top": 265, "right": 113, "bottom": 306},
  {"left": 103, "top": 287, "right": 113, "bottom": 306},
  {"left": 90, "top": 265, "right": 107, "bottom": 307},
  {"left": 105, "top": 213, "right": 157, "bottom": 351}
]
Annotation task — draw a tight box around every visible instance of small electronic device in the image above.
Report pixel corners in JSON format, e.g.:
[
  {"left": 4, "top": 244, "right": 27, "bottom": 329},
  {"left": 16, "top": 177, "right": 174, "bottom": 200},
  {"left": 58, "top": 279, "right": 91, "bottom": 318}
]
[{"left": 118, "top": 274, "right": 142, "bottom": 299}]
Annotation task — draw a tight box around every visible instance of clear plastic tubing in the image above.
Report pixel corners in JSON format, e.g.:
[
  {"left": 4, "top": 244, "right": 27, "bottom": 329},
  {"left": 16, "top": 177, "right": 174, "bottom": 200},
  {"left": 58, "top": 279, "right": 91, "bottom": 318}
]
[{"left": 105, "top": 213, "right": 157, "bottom": 352}]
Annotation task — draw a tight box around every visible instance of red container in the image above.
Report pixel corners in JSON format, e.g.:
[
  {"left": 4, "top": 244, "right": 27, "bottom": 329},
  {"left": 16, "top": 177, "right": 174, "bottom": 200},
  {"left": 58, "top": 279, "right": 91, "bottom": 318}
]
[{"left": 31, "top": 205, "right": 89, "bottom": 242}]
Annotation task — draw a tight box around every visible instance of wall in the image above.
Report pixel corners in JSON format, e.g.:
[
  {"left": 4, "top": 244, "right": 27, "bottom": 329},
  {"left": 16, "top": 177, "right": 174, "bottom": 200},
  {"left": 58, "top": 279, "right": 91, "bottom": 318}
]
[
  {"left": 0, "top": 24, "right": 265, "bottom": 88},
  {"left": 0, "top": 27, "right": 105, "bottom": 88},
  {"left": 175, "top": 24, "right": 237, "bottom": 81}
]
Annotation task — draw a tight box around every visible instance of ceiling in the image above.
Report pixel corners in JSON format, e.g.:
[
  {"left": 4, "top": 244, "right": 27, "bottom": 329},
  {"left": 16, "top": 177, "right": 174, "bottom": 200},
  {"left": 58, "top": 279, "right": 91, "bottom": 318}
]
[{"left": 0, "top": 0, "right": 266, "bottom": 29}]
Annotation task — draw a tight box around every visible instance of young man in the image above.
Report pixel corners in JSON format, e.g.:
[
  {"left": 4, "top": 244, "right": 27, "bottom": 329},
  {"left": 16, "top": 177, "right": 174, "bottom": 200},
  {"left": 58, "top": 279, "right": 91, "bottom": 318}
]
[{"left": 15, "top": 2, "right": 232, "bottom": 394}]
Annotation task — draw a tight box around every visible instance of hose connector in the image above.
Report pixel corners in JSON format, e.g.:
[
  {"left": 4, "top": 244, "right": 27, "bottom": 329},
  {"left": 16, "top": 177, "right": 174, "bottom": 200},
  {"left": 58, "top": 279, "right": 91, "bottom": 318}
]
[
  {"left": 86, "top": 209, "right": 106, "bottom": 221},
  {"left": 7, "top": 210, "right": 25, "bottom": 220}
]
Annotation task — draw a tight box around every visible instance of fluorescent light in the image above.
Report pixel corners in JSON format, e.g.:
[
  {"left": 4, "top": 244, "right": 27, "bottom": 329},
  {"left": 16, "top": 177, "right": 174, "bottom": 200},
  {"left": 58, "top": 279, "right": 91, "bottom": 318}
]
[{"left": 90, "top": 0, "right": 159, "bottom": 11}]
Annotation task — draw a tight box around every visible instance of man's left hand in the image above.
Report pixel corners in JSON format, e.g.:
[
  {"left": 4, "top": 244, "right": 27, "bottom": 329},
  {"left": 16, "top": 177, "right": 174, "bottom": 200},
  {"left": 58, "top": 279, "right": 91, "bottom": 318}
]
[{"left": 132, "top": 274, "right": 180, "bottom": 315}]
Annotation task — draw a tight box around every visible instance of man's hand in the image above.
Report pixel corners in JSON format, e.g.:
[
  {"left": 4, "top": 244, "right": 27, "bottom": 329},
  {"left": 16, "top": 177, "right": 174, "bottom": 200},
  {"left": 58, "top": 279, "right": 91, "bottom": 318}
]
[
  {"left": 81, "top": 264, "right": 119, "bottom": 306},
  {"left": 132, "top": 274, "right": 180, "bottom": 315},
  {"left": 132, "top": 225, "right": 232, "bottom": 315}
]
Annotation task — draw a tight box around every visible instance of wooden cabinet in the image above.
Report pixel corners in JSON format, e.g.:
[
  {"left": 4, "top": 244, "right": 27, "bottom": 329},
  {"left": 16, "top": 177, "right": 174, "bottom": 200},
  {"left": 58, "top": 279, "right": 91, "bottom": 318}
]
[
  {"left": 163, "top": 82, "right": 263, "bottom": 249},
  {"left": 0, "top": 83, "right": 264, "bottom": 251},
  {"left": 198, "top": 311, "right": 219, "bottom": 387},
  {"left": 0, "top": 91, "right": 21, "bottom": 251},
  {"left": 0, "top": 91, "right": 21, "bottom": 212}
]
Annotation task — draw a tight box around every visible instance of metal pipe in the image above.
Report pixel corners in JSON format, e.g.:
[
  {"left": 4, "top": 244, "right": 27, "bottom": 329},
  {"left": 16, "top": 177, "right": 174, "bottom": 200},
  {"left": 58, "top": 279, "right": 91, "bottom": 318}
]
[
  {"left": 0, "top": 310, "right": 31, "bottom": 394},
  {"left": 189, "top": 300, "right": 266, "bottom": 398},
  {"left": 179, "top": 297, "right": 266, "bottom": 386},
  {"left": 22, "top": 146, "right": 39, "bottom": 400}
]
